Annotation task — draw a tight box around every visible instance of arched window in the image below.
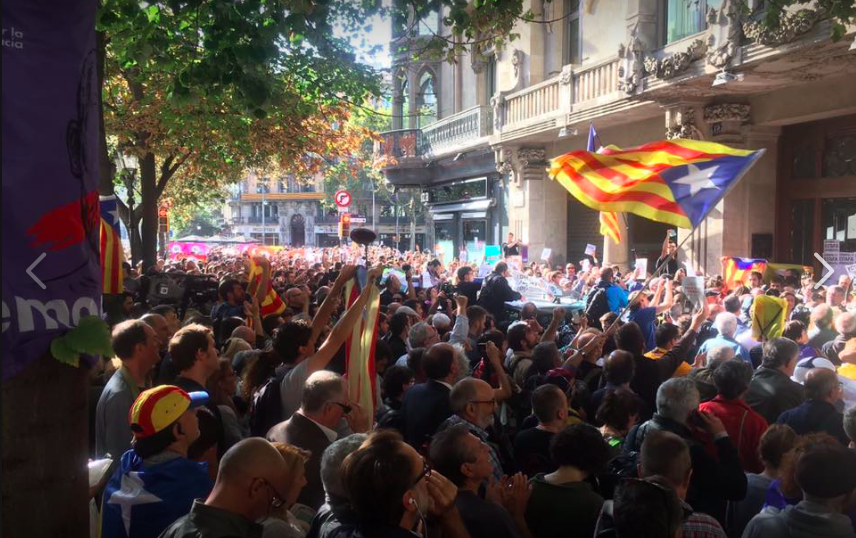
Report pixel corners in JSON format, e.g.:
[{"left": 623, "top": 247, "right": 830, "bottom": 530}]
[{"left": 417, "top": 71, "right": 437, "bottom": 128}]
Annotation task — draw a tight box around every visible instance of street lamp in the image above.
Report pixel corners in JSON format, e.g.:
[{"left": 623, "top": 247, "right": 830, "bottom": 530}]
[{"left": 119, "top": 153, "right": 139, "bottom": 265}]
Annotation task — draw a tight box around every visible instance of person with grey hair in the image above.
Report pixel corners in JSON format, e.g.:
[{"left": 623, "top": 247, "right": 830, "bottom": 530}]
[
  {"left": 437, "top": 377, "right": 505, "bottom": 481},
  {"left": 807, "top": 303, "right": 837, "bottom": 351},
  {"left": 776, "top": 368, "right": 848, "bottom": 446},
  {"left": 408, "top": 321, "right": 440, "bottom": 351},
  {"left": 844, "top": 405, "right": 856, "bottom": 448},
  {"left": 688, "top": 346, "right": 735, "bottom": 402},
  {"left": 308, "top": 434, "right": 368, "bottom": 538},
  {"left": 431, "top": 312, "right": 451, "bottom": 335},
  {"left": 827, "top": 284, "right": 848, "bottom": 312},
  {"left": 746, "top": 337, "right": 805, "bottom": 423},
  {"left": 267, "top": 371, "right": 367, "bottom": 510},
  {"left": 823, "top": 311, "right": 856, "bottom": 365},
  {"left": 698, "top": 312, "right": 750, "bottom": 363},
  {"left": 624, "top": 377, "right": 747, "bottom": 524}
]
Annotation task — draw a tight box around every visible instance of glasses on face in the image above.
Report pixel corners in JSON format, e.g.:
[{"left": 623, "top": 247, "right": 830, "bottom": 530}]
[
  {"left": 330, "top": 401, "right": 353, "bottom": 414},
  {"left": 261, "top": 479, "right": 285, "bottom": 509},
  {"left": 412, "top": 458, "right": 432, "bottom": 488}
]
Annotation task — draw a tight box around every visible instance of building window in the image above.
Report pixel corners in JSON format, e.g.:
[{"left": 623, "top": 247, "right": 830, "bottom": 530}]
[
  {"left": 563, "top": 0, "right": 581, "bottom": 65},
  {"left": 485, "top": 54, "right": 497, "bottom": 103},
  {"left": 277, "top": 180, "right": 286, "bottom": 193},
  {"left": 417, "top": 9, "right": 439, "bottom": 36},
  {"left": 417, "top": 71, "right": 437, "bottom": 128},
  {"left": 663, "top": 0, "right": 722, "bottom": 44},
  {"left": 822, "top": 135, "right": 856, "bottom": 177},
  {"left": 256, "top": 179, "right": 271, "bottom": 194}
]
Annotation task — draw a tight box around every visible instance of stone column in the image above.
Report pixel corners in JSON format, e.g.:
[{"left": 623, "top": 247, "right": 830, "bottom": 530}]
[
  {"left": 602, "top": 214, "right": 630, "bottom": 270},
  {"left": 513, "top": 147, "right": 569, "bottom": 266}
]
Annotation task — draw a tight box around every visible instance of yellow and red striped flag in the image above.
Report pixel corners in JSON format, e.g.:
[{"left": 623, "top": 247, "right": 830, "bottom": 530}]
[
  {"left": 549, "top": 139, "right": 764, "bottom": 229},
  {"left": 343, "top": 277, "right": 382, "bottom": 420},
  {"left": 599, "top": 211, "right": 622, "bottom": 244},
  {"left": 248, "top": 258, "right": 286, "bottom": 319},
  {"left": 99, "top": 195, "right": 124, "bottom": 294}
]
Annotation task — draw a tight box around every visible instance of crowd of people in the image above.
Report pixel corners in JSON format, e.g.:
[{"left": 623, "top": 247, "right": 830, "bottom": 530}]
[{"left": 89, "top": 236, "right": 856, "bottom": 538}]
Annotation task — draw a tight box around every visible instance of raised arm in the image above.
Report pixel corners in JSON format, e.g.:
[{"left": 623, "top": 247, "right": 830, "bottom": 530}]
[
  {"left": 307, "top": 266, "right": 384, "bottom": 374},
  {"left": 448, "top": 295, "right": 469, "bottom": 348},
  {"left": 656, "top": 302, "right": 708, "bottom": 380},
  {"left": 309, "top": 265, "right": 357, "bottom": 347},
  {"left": 654, "top": 279, "right": 674, "bottom": 315},
  {"left": 540, "top": 307, "right": 566, "bottom": 343},
  {"left": 484, "top": 341, "right": 513, "bottom": 402}
]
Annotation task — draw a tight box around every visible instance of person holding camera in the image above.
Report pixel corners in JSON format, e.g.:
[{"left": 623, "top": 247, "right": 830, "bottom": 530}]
[{"left": 657, "top": 230, "right": 680, "bottom": 277}]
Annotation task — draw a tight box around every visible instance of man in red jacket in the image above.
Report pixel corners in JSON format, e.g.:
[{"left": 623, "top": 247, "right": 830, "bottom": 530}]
[{"left": 699, "top": 358, "right": 768, "bottom": 473}]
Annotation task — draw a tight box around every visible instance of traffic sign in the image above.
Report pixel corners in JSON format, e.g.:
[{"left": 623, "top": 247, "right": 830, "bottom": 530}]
[{"left": 334, "top": 190, "right": 351, "bottom": 208}]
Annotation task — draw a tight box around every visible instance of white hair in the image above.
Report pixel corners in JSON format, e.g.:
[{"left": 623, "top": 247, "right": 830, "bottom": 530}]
[
  {"left": 714, "top": 312, "right": 739, "bottom": 338},
  {"left": 835, "top": 312, "right": 855, "bottom": 336},
  {"left": 431, "top": 313, "right": 451, "bottom": 330},
  {"left": 656, "top": 378, "right": 700, "bottom": 423},
  {"left": 707, "top": 346, "right": 735, "bottom": 369},
  {"left": 408, "top": 322, "right": 435, "bottom": 348}
]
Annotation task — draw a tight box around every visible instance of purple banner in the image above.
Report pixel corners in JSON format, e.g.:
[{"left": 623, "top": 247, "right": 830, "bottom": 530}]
[{"left": 2, "top": 0, "right": 101, "bottom": 380}]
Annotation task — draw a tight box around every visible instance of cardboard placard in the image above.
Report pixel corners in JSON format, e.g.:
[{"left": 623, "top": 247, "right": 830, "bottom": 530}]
[
  {"left": 839, "top": 252, "right": 856, "bottom": 264},
  {"left": 683, "top": 276, "right": 705, "bottom": 308},
  {"left": 581, "top": 259, "right": 592, "bottom": 272},
  {"left": 541, "top": 248, "right": 552, "bottom": 261},
  {"left": 585, "top": 243, "right": 597, "bottom": 256}
]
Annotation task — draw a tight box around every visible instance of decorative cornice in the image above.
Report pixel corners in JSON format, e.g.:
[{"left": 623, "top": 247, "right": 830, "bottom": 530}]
[
  {"left": 703, "top": 103, "right": 750, "bottom": 123},
  {"left": 645, "top": 39, "right": 707, "bottom": 79},
  {"left": 705, "top": 0, "right": 743, "bottom": 69},
  {"left": 665, "top": 106, "right": 703, "bottom": 141},
  {"left": 516, "top": 148, "right": 546, "bottom": 167},
  {"left": 742, "top": 7, "right": 825, "bottom": 47}
]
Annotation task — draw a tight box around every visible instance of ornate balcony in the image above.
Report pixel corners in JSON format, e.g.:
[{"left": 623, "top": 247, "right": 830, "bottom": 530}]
[{"left": 421, "top": 105, "right": 492, "bottom": 158}]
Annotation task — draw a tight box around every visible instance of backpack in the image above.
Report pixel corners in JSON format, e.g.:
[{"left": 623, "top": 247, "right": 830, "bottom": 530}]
[
  {"left": 585, "top": 286, "right": 611, "bottom": 329},
  {"left": 248, "top": 364, "right": 293, "bottom": 438}
]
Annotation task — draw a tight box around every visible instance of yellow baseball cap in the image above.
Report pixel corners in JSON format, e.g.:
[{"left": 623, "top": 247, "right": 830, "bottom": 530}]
[{"left": 128, "top": 385, "right": 208, "bottom": 439}]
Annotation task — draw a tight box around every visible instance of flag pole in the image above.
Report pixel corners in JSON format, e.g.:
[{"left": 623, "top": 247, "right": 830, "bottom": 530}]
[{"left": 605, "top": 228, "right": 697, "bottom": 336}]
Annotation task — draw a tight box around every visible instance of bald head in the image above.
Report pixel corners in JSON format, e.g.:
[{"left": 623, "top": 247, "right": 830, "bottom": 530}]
[
  {"left": 217, "top": 437, "right": 288, "bottom": 485},
  {"left": 805, "top": 368, "right": 840, "bottom": 403},
  {"left": 141, "top": 313, "right": 169, "bottom": 352},
  {"left": 231, "top": 325, "right": 256, "bottom": 346}
]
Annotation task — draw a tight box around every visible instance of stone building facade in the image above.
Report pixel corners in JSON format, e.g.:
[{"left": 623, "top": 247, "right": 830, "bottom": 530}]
[{"left": 378, "top": 0, "right": 856, "bottom": 273}]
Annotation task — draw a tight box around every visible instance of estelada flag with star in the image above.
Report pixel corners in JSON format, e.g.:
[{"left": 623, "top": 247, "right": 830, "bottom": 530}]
[{"left": 548, "top": 139, "right": 764, "bottom": 229}]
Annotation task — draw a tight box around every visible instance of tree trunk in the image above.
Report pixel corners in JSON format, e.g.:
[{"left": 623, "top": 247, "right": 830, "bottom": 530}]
[
  {"left": 2, "top": 356, "right": 90, "bottom": 538},
  {"left": 139, "top": 152, "right": 159, "bottom": 271}
]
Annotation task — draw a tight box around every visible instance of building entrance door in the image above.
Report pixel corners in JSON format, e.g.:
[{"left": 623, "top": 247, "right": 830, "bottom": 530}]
[
  {"left": 435, "top": 219, "right": 456, "bottom": 264},
  {"left": 777, "top": 115, "right": 856, "bottom": 270}
]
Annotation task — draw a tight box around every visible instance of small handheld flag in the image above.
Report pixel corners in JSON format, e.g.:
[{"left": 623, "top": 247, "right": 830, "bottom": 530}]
[
  {"left": 100, "top": 195, "right": 125, "bottom": 294},
  {"left": 549, "top": 139, "right": 765, "bottom": 229}
]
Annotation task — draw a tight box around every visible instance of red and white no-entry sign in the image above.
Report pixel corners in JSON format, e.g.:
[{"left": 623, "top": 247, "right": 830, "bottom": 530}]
[{"left": 334, "top": 190, "right": 351, "bottom": 208}]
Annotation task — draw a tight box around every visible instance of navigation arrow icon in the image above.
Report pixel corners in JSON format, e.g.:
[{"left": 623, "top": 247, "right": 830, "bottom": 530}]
[
  {"left": 27, "top": 252, "right": 47, "bottom": 290},
  {"left": 814, "top": 252, "right": 834, "bottom": 289}
]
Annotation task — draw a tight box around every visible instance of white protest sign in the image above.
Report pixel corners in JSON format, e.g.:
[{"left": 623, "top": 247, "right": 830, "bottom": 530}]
[
  {"left": 684, "top": 261, "right": 697, "bottom": 277},
  {"left": 540, "top": 248, "right": 552, "bottom": 261},
  {"left": 581, "top": 259, "right": 592, "bottom": 272},
  {"left": 825, "top": 252, "right": 840, "bottom": 264},
  {"left": 847, "top": 264, "right": 856, "bottom": 278},
  {"left": 585, "top": 244, "right": 597, "bottom": 256},
  {"left": 824, "top": 240, "right": 841, "bottom": 254},
  {"left": 478, "top": 264, "right": 492, "bottom": 278},
  {"left": 634, "top": 258, "right": 648, "bottom": 280},
  {"left": 683, "top": 276, "right": 705, "bottom": 308}
]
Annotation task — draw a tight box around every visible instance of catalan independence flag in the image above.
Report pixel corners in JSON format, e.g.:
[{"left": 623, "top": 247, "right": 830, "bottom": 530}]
[
  {"left": 100, "top": 195, "right": 125, "bottom": 294},
  {"left": 549, "top": 139, "right": 765, "bottom": 229},
  {"left": 722, "top": 256, "right": 767, "bottom": 291},
  {"left": 588, "top": 124, "right": 623, "bottom": 245}
]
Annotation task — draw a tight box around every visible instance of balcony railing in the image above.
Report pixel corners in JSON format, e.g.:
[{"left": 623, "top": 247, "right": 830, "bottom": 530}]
[
  {"left": 421, "top": 105, "right": 492, "bottom": 157},
  {"left": 572, "top": 57, "right": 621, "bottom": 107},
  {"left": 376, "top": 129, "right": 427, "bottom": 163},
  {"left": 505, "top": 77, "right": 562, "bottom": 126}
]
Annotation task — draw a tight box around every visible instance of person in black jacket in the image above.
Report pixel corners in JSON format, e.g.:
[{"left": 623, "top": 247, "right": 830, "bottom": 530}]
[
  {"left": 477, "top": 262, "right": 521, "bottom": 323},
  {"left": 376, "top": 365, "right": 415, "bottom": 433},
  {"left": 776, "top": 368, "right": 848, "bottom": 446},
  {"left": 615, "top": 302, "right": 708, "bottom": 418},
  {"left": 624, "top": 377, "right": 747, "bottom": 525},
  {"left": 455, "top": 265, "right": 482, "bottom": 307},
  {"left": 399, "top": 343, "right": 459, "bottom": 449},
  {"left": 745, "top": 338, "right": 805, "bottom": 424}
]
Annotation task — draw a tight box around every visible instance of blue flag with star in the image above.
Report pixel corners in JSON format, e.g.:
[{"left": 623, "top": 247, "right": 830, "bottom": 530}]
[
  {"left": 101, "top": 450, "right": 212, "bottom": 538},
  {"left": 659, "top": 151, "right": 765, "bottom": 228}
]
